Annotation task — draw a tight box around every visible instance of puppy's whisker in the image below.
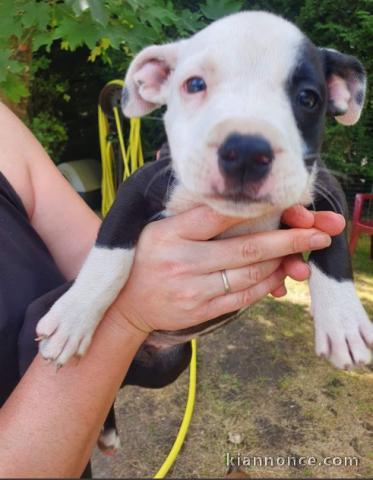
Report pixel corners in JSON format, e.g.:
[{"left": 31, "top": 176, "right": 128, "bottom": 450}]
[
  {"left": 307, "top": 165, "right": 348, "bottom": 181},
  {"left": 304, "top": 153, "right": 348, "bottom": 181},
  {"left": 315, "top": 182, "right": 343, "bottom": 211},
  {"left": 313, "top": 185, "right": 339, "bottom": 212},
  {"left": 313, "top": 184, "right": 343, "bottom": 213},
  {"left": 164, "top": 167, "right": 176, "bottom": 203},
  {"left": 144, "top": 164, "right": 172, "bottom": 198}
]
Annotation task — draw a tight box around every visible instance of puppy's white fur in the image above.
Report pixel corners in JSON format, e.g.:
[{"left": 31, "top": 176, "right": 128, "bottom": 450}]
[
  {"left": 309, "top": 264, "right": 373, "bottom": 369},
  {"left": 164, "top": 13, "right": 310, "bottom": 218},
  {"left": 37, "top": 247, "right": 134, "bottom": 365},
  {"left": 97, "top": 427, "right": 121, "bottom": 455}
]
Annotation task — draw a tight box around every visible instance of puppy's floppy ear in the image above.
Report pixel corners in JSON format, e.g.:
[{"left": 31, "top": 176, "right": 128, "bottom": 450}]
[
  {"left": 122, "top": 42, "right": 181, "bottom": 118},
  {"left": 320, "top": 48, "right": 366, "bottom": 126}
]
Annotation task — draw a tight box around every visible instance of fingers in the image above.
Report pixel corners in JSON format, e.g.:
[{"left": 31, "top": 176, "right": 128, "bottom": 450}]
[
  {"left": 195, "top": 227, "right": 331, "bottom": 272},
  {"left": 312, "top": 211, "right": 345, "bottom": 236},
  {"left": 202, "top": 258, "right": 281, "bottom": 298},
  {"left": 168, "top": 205, "right": 344, "bottom": 242},
  {"left": 204, "top": 268, "right": 286, "bottom": 320},
  {"left": 281, "top": 205, "right": 315, "bottom": 228},
  {"left": 271, "top": 284, "right": 287, "bottom": 297},
  {"left": 270, "top": 254, "right": 310, "bottom": 298},
  {"left": 282, "top": 254, "right": 310, "bottom": 281},
  {"left": 164, "top": 205, "right": 243, "bottom": 241},
  {"left": 282, "top": 206, "right": 345, "bottom": 236}
]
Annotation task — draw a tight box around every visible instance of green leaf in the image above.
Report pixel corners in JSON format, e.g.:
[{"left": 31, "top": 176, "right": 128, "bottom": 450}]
[
  {"left": 121, "top": 22, "right": 162, "bottom": 52},
  {"left": 0, "top": 0, "right": 23, "bottom": 39},
  {"left": 0, "top": 51, "right": 24, "bottom": 81},
  {"left": 7, "top": 59, "right": 24, "bottom": 74},
  {"left": 200, "top": 0, "right": 243, "bottom": 20},
  {"left": 104, "top": 24, "right": 126, "bottom": 49},
  {"left": 32, "top": 31, "right": 54, "bottom": 51},
  {"left": 145, "top": 5, "right": 178, "bottom": 24},
  {"left": 54, "top": 16, "right": 101, "bottom": 50},
  {"left": 0, "top": 72, "right": 29, "bottom": 102},
  {"left": 89, "top": 0, "right": 110, "bottom": 27},
  {"left": 176, "top": 9, "right": 205, "bottom": 34},
  {"left": 21, "top": 2, "right": 51, "bottom": 29},
  {"left": 0, "top": 0, "right": 18, "bottom": 18},
  {"left": 64, "top": 0, "right": 83, "bottom": 17}
]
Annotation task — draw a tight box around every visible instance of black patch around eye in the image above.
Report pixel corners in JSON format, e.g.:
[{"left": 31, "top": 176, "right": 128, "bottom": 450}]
[
  {"left": 355, "top": 89, "right": 364, "bottom": 106},
  {"left": 286, "top": 39, "right": 327, "bottom": 156},
  {"left": 298, "top": 89, "right": 320, "bottom": 109}
]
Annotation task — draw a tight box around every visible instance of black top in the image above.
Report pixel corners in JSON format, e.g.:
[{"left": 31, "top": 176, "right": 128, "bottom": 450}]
[{"left": 0, "top": 172, "right": 65, "bottom": 406}]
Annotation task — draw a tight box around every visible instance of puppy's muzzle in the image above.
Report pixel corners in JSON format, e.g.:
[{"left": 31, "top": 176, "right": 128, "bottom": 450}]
[{"left": 218, "top": 133, "right": 273, "bottom": 185}]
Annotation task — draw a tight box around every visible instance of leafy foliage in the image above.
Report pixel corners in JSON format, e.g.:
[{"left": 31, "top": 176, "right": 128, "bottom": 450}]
[
  {"left": 0, "top": 0, "right": 243, "bottom": 102},
  {"left": 0, "top": 0, "right": 244, "bottom": 159},
  {"left": 27, "top": 111, "right": 68, "bottom": 161},
  {"left": 0, "top": 0, "right": 371, "bottom": 181}
]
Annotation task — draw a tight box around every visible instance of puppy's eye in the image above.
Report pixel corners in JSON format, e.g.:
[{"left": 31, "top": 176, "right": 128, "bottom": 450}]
[
  {"left": 185, "top": 77, "right": 206, "bottom": 94},
  {"left": 298, "top": 89, "right": 319, "bottom": 109}
]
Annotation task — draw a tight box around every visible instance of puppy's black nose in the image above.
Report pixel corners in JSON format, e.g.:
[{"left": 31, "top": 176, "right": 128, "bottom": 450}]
[{"left": 218, "top": 134, "right": 273, "bottom": 183}]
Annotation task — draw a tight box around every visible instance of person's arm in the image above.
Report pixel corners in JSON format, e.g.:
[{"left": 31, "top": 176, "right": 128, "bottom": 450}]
[
  {"left": 0, "top": 103, "right": 101, "bottom": 280},
  {"left": 0, "top": 205, "right": 344, "bottom": 478},
  {"left": 0, "top": 308, "right": 147, "bottom": 478}
]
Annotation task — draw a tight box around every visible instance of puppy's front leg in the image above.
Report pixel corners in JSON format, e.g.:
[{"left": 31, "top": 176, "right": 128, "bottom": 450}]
[
  {"left": 309, "top": 172, "right": 373, "bottom": 369},
  {"left": 37, "top": 179, "right": 152, "bottom": 366}
]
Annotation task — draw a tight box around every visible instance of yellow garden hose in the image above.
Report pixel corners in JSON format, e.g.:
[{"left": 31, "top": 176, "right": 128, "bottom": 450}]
[
  {"left": 154, "top": 338, "right": 197, "bottom": 478},
  {"left": 98, "top": 100, "right": 116, "bottom": 215},
  {"left": 98, "top": 80, "right": 197, "bottom": 478},
  {"left": 98, "top": 79, "right": 144, "bottom": 216}
]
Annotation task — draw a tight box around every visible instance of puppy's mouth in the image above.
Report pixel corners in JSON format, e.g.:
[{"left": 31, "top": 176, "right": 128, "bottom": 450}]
[{"left": 207, "top": 183, "right": 272, "bottom": 205}]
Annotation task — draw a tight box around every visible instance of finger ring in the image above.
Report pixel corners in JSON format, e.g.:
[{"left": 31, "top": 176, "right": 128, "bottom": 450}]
[{"left": 221, "top": 269, "right": 231, "bottom": 294}]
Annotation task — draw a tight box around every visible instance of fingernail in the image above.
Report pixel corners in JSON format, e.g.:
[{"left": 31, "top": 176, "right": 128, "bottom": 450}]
[
  {"left": 310, "top": 233, "right": 331, "bottom": 249},
  {"left": 277, "top": 285, "right": 287, "bottom": 296}
]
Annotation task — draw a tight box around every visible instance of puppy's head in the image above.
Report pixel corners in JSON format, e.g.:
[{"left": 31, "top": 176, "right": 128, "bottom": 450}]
[{"left": 122, "top": 11, "right": 366, "bottom": 217}]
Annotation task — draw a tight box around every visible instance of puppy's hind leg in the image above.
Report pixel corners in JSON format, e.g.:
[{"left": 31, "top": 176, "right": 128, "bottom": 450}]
[{"left": 98, "top": 404, "right": 121, "bottom": 456}]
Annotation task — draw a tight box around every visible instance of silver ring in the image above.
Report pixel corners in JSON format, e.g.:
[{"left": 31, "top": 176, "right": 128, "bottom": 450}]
[{"left": 221, "top": 269, "right": 231, "bottom": 294}]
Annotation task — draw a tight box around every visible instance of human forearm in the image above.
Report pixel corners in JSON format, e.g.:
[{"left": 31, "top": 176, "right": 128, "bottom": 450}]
[
  {"left": 0, "top": 102, "right": 102, "bottom": 281},
  {"left": 0, "top": 307, "right": 147, "bottom": 478}
]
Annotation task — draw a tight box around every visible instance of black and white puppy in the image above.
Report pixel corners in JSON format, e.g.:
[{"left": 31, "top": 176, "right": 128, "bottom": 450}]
[{"left": 37, "top": 12, "right": 372, "bottom": 375}]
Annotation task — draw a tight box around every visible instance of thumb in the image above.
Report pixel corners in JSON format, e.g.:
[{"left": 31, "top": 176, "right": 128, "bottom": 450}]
[{"left": 167, "top": 205, "right": 244, "bottom": 240}]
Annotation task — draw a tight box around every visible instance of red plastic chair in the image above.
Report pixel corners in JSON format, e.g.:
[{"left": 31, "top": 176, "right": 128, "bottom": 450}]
[{"left": 349, "top": 193, "right": 373, "bottom": 258}]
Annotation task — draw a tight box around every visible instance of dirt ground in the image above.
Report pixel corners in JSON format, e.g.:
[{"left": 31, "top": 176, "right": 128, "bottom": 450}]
[{"left": 92, "top": 236, "right": 373, "bottom": 479}]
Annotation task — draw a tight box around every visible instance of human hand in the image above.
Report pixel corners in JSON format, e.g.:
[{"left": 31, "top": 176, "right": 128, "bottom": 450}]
[
  {"left": 274, "top": 205, "right": 346, "bottom": 296},
  {"left": 109, "top": 205, "right": 345, "bottom": 334}
]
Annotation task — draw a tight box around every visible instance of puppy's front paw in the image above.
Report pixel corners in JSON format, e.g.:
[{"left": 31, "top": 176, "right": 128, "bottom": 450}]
[
  {"left": 36, "top": 295, "right": 99, "bottom": 367},
  {"left": 312, "top": 289, "right": 373, "bottom": 370},
  {"left": 309, "top": 265, "right": 372, "bottom": 369}
]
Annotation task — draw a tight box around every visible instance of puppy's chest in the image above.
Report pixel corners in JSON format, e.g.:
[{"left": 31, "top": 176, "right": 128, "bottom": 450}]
[{"left": 164, "top": 183, "right": 282, "bottom": 236}]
